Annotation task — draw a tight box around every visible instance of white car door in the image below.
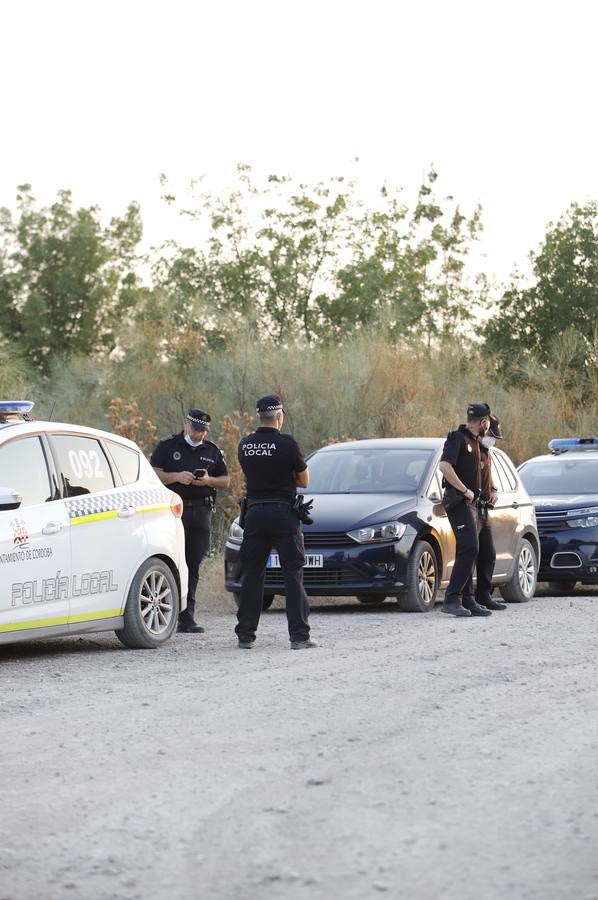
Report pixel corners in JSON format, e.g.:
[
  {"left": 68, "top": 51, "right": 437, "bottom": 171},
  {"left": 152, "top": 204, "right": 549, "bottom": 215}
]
[
  {"left": 47, "top": 432, "right": 139, "bottom": 627},
  {"left": 0, "top": 435, "right": 71, "bottom": 636}
]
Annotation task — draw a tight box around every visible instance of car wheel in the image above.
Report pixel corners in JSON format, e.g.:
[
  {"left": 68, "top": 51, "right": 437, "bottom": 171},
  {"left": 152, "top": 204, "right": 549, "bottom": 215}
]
[
  {"left": 546, "top": 581, "right": 577, "bottom": 595},
  {"left": 398, "top": 540, "right": 438, "bottom": 612},
  {"left": 356, "top": 594, "right": 387, "bottom": 605},
  {"left": 116, "top": 557, "right": 179, "bottom": 649},
  {"left": 232, "top": 591, "right": 275, "bottom": 611},
  {"left": 499, "top": 539, "right": 537, "bottom": 603}
]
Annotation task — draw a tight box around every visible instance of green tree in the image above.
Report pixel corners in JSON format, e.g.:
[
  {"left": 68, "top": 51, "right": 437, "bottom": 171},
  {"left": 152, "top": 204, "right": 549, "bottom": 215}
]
[
  {"left": 0, "top": 185, "right": 144, "bottom": 372},
  {"left": 484, "top": 201, "right": 598, "bottom": 369}
]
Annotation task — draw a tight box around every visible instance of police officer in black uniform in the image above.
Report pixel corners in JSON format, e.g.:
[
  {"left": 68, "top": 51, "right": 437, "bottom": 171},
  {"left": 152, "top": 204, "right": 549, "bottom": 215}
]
[
  {"left": 235, "top": 394, "right": 315, "bottom": 650},
  {"left": 438, "top": 403, "right": 493, "bottom": 618},
  {"left": 151, "top": 408, "right": 230, "bottom": 633},
  {"left": 475, "top": 414, "right": 507, "bottom": 611}
]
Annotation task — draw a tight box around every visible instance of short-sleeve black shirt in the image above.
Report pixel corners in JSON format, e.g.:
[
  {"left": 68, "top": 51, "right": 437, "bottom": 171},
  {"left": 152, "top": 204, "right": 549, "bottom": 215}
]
[
  {"left": 440, "top": 425, "right": 482, "bottom": 493},
  {"left": 238, "top": 427, "right": 307, "bottom": 501},
  {"left": 150, "top": 432, "right": 228, "bottom": 501}
]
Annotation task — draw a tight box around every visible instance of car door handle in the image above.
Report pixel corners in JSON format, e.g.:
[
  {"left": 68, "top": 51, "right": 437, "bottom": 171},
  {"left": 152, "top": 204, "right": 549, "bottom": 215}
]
[
  {"left": 118, "top": 507, "right": 136, "bottom": 518},
  {"left": 42, "top": 522, "right": 64, "bottom": 535}
]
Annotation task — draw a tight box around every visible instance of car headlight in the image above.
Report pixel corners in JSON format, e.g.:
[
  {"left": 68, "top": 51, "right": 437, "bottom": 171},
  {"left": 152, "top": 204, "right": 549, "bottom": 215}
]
[
  {"left": 567, "top": 508, "right": 598, "bottom": 529},
  {"left": 228, "top": 520, "right": 244, "bottom": 544},
  {"left": 347, "top": 521, "right": 406, "bottom": 544}
]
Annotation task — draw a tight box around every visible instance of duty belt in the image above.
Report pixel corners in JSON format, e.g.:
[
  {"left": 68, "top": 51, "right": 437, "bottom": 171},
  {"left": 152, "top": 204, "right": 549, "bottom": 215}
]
[
  {"left": 247, "top": 499, "right": 291, "bottom": 506},
  {"left": 183, "top": 497, "right": 214, "bottom": 507}
]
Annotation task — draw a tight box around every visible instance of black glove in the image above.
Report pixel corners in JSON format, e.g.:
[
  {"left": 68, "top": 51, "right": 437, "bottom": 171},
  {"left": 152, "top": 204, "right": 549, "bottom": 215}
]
[{"left": 293, "top": 496, "right": 314, "bottom": 525}]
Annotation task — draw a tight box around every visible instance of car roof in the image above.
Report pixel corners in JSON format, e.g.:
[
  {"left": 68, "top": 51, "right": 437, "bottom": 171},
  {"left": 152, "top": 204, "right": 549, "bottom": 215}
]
[
  {"left": 520, "top": 450, "right": 598, "bottom": 466},
  {"left": 316, "top": 437, "right": 445, "bottom": 452},
  {"left": 0, "top": 419, "right": 140, "bottom": 452}
]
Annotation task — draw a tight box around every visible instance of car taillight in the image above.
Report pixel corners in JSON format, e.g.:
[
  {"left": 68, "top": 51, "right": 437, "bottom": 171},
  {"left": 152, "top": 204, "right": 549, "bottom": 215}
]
[{"left": 170, "top": 494, "right": 184, "bottom": 518}]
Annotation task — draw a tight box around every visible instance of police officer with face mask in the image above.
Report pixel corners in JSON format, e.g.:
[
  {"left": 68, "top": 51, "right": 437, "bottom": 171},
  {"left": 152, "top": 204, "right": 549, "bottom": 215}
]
[
  {"left": 235, "top": 394, "right": 315, "bottom": 650},
  {"left": 438, "top": 403, "right": 493, "bottom": 618},
  {"left": 475, "top": 414, "right": 507, "bottom": 611},
  {"left": 151, "top": 408, "right": 230, "bottom": 633}
]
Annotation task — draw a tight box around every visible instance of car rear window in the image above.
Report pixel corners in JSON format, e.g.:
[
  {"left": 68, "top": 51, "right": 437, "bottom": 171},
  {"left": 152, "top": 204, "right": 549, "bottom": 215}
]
[
  {"left": 105, "top": 440, "right": 140, "bottom": 485},
  {"left": 307, "top": 448, "right": 434, "bottom": 494},
  {"left": 519, "top": 457, "right": 598, "bottom": 495},
  {"left": 51, "top": 434, "right": 115, "bottom": 496}
]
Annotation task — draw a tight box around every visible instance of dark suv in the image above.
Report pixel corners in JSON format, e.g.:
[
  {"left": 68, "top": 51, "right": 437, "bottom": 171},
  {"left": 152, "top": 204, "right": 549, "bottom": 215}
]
[
  {"left": 518, "top": 438, "right": 598, "bottom": 593},
  {"left": 225, "top": 437, "right": 539, "bottom": 612}
]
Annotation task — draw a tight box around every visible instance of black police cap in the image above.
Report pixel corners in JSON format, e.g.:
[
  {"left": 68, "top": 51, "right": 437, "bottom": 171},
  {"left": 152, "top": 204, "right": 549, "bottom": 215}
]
[
  {"left": 467, "top": 402, "right": 491, "bottom": 419},
  {"left": 489, "top": 414, "right": 503, "bottom": 439},
  {"left": 256, "top": 394, "right": 284, "bottom": 413},
  {"left": 186, "top": 408, "right": 211, "bottom": 430}
]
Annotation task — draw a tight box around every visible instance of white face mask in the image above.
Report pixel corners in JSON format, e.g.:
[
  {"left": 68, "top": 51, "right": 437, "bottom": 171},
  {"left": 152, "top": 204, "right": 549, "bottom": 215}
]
[
  {"left": 184, "top": 433, "right": 203, "bottom": 448},
  {"left": 481, "top": 435, "right": 496, "bottom": 449}
]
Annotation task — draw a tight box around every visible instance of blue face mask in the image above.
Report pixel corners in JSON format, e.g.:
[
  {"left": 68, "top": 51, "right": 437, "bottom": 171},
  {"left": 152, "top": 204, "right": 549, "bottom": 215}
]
[
  {"left": 481, "top": 435, "right": 496, "bottom": 449},
  {"left": 184, "top": 433, "right": 203, "bottom": 448}
]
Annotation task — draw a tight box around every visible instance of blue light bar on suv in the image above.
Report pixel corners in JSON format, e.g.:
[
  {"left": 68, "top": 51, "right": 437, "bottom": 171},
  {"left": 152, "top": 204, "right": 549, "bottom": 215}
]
[
  {"left": 549, "top": 437, "right": 598, "bottom": 453},
  {"left": 0, "top": 401, "right": 34, "bottom": 416}
]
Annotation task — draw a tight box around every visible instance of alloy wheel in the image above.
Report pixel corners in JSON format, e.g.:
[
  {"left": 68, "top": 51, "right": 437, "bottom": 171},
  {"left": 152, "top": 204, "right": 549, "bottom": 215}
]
[
  {"left": 518, "top": 545, "right": 536, "bottom": 597},
  {"left": 139, "top": 569, "right": 175, "bottom": 635},
  {"left": 418, "top": 550, "right": 436, "bottom": 605}
]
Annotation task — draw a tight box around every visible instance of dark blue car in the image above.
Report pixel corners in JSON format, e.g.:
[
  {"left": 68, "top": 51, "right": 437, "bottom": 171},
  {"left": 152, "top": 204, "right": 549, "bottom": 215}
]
[
  {"left": 518, "top": 438, "right": 598, "bottom": 593},
  {"left": 224, "top": 437, "right": 539, "bottom": 611}
]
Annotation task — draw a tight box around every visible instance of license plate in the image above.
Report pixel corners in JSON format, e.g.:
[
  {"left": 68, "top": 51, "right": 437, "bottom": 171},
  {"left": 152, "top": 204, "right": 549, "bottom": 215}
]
[{"left": 267, "top": 553, "right": 324, "bottom": 568}]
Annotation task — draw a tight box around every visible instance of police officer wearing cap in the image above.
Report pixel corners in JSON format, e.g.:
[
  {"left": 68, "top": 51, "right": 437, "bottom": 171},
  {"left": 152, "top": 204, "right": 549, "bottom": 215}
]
[
  {"left": 151, "top": 408, "right": 230, "bottom": 633},
  {"left": 438, "top": 403, "right": 493, "bottom": 617},
  {"left": 474, "top": 414, "right": 507, "bottom": 611},
  {"left": 235, "top": 394, "right": 315, "bottom": 650}
]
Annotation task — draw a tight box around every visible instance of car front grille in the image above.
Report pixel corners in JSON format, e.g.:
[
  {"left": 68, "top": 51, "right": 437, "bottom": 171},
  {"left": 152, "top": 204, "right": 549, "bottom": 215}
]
[
  {"left": 264, "top": 566, "right": 358, "bottom": 587},
  {"left": 302, "top": 531, "right": 355, "bottom": 547},
  {"left": 535, "top": 510, "right": 569, "bottom": 531}
]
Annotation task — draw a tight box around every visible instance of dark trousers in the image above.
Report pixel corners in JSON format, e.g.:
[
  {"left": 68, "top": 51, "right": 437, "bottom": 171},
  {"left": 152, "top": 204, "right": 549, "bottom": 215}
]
[
  {"left": 182, "top": 504, "right": 212, "bottom": 617},
  {"left": 475, "top": 507, "right": 496, "bottom": 601},
  {"left": 445, "top": 501, "right": 481, "bottom": 605},
  {"left": 235, "top": 502, "right": 310, "bottom": 644}
]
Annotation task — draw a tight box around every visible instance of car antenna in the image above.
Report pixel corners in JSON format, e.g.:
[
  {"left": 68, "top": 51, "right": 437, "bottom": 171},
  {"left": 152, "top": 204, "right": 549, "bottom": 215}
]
[{"left": 47, "top": 400, "right": 56, "bottom": 422}]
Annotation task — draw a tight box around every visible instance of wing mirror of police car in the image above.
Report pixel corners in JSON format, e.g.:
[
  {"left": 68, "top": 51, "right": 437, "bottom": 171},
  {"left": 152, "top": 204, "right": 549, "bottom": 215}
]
[{"left": 0, "top": 488, "right": 23, "bottom": 511}]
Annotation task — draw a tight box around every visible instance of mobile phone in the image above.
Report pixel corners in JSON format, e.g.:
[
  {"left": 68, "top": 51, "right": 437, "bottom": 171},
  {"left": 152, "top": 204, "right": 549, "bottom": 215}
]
[{"left": 193, "top": 468, "right": 207, "bottom": 478}]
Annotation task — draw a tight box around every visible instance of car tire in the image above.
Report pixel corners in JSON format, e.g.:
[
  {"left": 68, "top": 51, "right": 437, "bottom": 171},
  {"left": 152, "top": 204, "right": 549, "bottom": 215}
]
[
  {"left": 499, "top": 539, "right": 537, "bottom": 603},
  {"left": 232, "top": 591, "right": 275, "bottom": 611},
  {"left": 546, "top": 581, "right": 577, "bottom": 595},
  {"left": 398, "top": 540, "right": 438, "bottom": 612},
  {"left": 116, "top": 557, "right": 179, "bottom": 649},
  {"left": 356, "top": 594, "right": 387, "bottom": 605}
]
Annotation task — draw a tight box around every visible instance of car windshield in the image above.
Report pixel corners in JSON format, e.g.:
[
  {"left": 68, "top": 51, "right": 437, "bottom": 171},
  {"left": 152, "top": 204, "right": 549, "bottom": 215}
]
[
  {"left": 307, "top": 448, "right": 434, "bottom": 494},
  {"left": 519, "top": 457, "right": 598, "bottom": 495}
]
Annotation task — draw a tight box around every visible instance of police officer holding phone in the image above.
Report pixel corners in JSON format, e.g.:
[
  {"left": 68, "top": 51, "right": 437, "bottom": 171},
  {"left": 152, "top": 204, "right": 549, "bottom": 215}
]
[
  {"left": 235, "top": 394, "right": 315, "bottom": 650},
  {"left": 151, "top": 408, "right": 230, "bottom": 633},
  {"left": 438, "top": 402, "right": 493, "bottom": 618}
]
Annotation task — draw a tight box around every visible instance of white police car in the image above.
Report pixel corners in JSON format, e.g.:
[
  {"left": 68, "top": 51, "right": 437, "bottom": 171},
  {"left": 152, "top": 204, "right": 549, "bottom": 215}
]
[
  {"left": 0, "top": 401, "right": 188, "bottom": 648},
  {"left": 518, "top": 437, "right": 598, "bottom": 593}
]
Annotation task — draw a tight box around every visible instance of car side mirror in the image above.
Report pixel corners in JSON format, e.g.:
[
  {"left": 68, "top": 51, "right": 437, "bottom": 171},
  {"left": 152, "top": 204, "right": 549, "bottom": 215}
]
[
  {"left": 432, "top": 502, "right": 447, "bottom": 518},
  {"left": 428, "top": 492, "right": 441, "bottom": 503},
  {"left": 0, "top": 487, "right": 23, "bottom": 511}
]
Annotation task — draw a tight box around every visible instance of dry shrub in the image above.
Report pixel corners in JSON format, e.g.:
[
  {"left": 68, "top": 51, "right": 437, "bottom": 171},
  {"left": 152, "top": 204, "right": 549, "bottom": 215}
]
[{"left": 106, "top": 398, "right": 158, "bottom": 453}]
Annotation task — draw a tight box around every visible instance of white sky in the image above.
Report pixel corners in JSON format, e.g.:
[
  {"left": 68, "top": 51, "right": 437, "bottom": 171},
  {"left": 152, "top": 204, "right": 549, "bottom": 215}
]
[{"left": 1, "top": 0, "right": 596, "bottom": 283}]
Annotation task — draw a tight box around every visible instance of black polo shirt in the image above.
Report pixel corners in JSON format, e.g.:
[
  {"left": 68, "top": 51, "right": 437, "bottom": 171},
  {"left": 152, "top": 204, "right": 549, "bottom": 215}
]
[
  {"left": 238, "top": 427, "right": 307, "bottom": 501},
  {"left": 150, "top": 432, "right": 228, "bottom": 501},
  {"left": 440, "top": 425, "right": 482, "bottom": 493}
]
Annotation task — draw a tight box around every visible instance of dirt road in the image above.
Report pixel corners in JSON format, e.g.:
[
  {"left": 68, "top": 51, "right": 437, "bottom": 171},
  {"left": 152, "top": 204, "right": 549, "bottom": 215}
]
[{"left": 2, "top": 590, "right": 598, "bottom": 900}]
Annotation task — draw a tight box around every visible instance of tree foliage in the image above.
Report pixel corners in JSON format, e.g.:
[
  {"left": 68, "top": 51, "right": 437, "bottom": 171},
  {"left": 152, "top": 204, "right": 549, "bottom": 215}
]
[
  {"left": 484, "top": 201, "right": 598, "bottom": 370},
  {"left": 0, "top": 186, "right": 144, "bottom": 372}
]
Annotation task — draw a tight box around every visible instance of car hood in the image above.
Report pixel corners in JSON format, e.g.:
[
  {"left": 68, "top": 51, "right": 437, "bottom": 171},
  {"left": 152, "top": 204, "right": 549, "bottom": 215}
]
[
  {"left": 531, "top": 493, "right": 598, "bottom": 512},
  {"left": 302, "top": 492, "right": 417, "bottom": 531}
]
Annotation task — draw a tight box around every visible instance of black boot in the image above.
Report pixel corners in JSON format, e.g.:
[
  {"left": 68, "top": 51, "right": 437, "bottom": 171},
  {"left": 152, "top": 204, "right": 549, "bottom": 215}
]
[
  {"left": 177, "top": 608, "right": 205, "bottom": 634},
  {"left": 477, "top": 595, "right": 507, "bottom": 611},
  {"left": 441, "top": 598, "right": 472, "bottom": 617},
  {"left": 462, "top": 596, "right": 492, "bottom": 617}
]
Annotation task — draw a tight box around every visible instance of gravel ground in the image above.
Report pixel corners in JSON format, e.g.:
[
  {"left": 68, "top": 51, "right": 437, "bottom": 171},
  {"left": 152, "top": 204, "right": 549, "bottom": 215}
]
[{"left": 2, "top": 588, "right": 598, "bottom": 900}]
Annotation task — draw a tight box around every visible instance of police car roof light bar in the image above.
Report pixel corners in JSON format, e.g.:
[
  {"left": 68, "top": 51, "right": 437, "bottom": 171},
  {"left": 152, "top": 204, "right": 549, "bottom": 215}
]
[
  {"left": 548, "top": 437, "right": 598, "bottom": 454},
  {"left": 0, "top": 400, "right": 35, "bottom": 419}
]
